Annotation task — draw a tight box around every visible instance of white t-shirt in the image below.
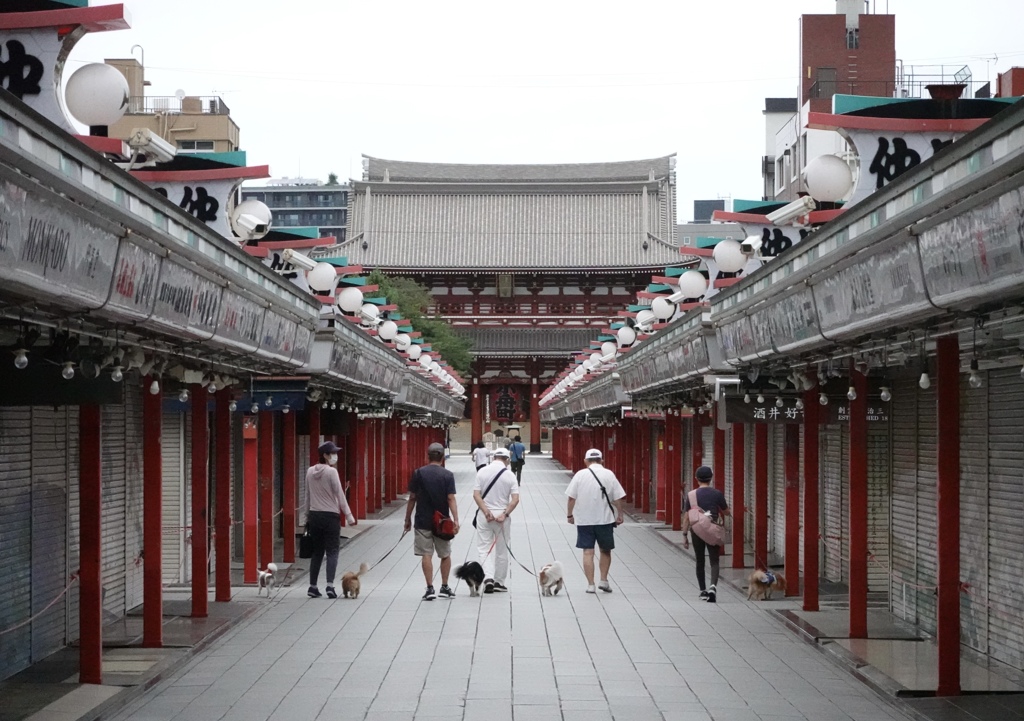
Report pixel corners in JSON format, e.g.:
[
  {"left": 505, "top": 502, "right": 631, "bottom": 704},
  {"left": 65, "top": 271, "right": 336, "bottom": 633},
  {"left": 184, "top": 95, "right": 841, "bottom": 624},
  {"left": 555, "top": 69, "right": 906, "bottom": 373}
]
[
  {"left": 472, "top": 447, "right": 491, "bottom": 467},
  {"left": 565, "top": 463, "right": 626, "bottom": 526},
  {"left": 474, "top": 460, "right": 519, "bottom": 511}
]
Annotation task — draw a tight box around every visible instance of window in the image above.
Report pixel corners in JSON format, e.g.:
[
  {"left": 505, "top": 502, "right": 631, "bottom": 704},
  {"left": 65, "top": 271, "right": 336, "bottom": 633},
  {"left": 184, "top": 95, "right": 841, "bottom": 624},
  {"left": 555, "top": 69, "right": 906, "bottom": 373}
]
[
  {"left": 681, "top": 236, "right": 692, "bottom": 246},
  {"left": 775, "top": 157, "right": 785, "bottom": 193},
  {"left": 177, "top": 140, "right": 215, "bottom": 152},
  {"left": 846, "top": 28, "right": 859, "bottom": 49},
  {"left": 815, "top": 68, "right": 837, "bottom": 99}
]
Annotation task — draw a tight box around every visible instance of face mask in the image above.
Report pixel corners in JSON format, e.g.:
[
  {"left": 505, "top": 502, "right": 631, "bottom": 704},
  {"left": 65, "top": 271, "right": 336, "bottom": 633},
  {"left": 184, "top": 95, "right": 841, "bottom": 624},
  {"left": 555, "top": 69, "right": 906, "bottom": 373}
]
[{"left": 327, "top": 454, "right": 338, "bottom": 466}]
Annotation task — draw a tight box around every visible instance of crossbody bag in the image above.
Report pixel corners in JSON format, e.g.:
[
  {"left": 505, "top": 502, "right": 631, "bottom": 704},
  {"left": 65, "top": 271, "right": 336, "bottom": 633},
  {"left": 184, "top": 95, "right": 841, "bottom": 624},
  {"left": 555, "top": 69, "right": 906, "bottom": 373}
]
[
  {"left": 588, "top": 468, "right": 618, "bottom": 518},
  {"left": 472, "top": 467, "right": 509, "bottom": 528}
]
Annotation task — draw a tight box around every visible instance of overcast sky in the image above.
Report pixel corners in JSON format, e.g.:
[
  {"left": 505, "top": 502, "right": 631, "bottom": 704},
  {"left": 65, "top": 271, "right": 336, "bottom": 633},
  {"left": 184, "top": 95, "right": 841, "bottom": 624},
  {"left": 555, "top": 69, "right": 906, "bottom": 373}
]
[{"left": 73, "top": 1, "right": 1024, "bottom": 221}]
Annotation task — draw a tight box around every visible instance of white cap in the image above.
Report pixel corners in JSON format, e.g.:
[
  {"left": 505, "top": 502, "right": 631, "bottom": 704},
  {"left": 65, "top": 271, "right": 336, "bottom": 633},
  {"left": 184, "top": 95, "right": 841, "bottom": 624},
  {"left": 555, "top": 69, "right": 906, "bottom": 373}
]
[
  {"left": 585, "top": 448, "right": 603, "bottom": 460},
  {"left": 493, "top": 448, "right": 511, "bottom": 458}
]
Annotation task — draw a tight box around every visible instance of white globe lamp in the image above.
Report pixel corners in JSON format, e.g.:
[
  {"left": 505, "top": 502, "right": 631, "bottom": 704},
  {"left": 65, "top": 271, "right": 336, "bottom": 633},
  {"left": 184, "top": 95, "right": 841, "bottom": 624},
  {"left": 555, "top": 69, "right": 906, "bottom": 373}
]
[
  {"left": 65, "top": 63, "right": 129, "bottom": 128},
  {"left": 677, "top": 270, "right": 708, "bottom": 299},
  {"left": 617, "top": 325, "right": 637, "bottom": 347},
  {"left": 712, "top": 239, "right": 747, "bottom": 273},
  {"left": 337, "top": 286, "right": 364, "bottom": 313},
  {"left": 419, "top": 354, "right": 433, "bottom": 369},
  {"left": 583, "top": 359, "right": 595, "bottom": 371},
  {"left": 306, "top": 262, "right": 337, "bottom": 293},
  {"left": 601, "top": 341, "right": 617, "bottom": 358},
  {"left": 804, "top": 155, "right": 854, "bottom": 202},
  {"left": 589, "top": 351, "right": 603, "bottom": 366},
  {"left": 359, "top": 303, "right": 379, "bottom": 326},
  {"left": 636, "top": 309, "right": 657, "bottom": 329},
  {"left": 651, "top": 296, "right": 675, "bottom": 320},
  {"left": 407, "top": 345, "right": 422, "bottom": 360},
  {"left": 395, "top": 333, "right": 412, "bottom": 351},
  {"left": 378, "top": 320, "right": 398, "bottom": 341}
]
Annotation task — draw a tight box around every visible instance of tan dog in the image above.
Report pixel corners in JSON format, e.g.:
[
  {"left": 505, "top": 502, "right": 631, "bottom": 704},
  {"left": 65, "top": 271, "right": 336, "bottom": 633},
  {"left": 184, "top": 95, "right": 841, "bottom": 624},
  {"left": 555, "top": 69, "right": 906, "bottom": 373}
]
[
  {"left": 747, "top": 569, "right": 787, "bottom": 600},
  {"left": 538, "top": 561, "right": 564, "bottom": 596},
  {"left": 341, "top": 563, "right": 369, "bottom": 598}
]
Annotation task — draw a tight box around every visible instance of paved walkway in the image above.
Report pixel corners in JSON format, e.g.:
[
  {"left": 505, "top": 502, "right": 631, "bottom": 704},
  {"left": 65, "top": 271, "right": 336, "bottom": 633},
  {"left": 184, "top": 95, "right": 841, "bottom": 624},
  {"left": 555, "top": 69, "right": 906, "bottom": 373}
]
[{"left": 107, "top": 457, "right": 913, "bottom": 721}]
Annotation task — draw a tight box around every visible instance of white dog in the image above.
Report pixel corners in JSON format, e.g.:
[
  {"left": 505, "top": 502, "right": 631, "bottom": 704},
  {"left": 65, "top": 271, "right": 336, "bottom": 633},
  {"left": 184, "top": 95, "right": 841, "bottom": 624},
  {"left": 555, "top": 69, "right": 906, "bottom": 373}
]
[
  {"left": 538, "top": 561, "right": 564, "bottom": 596},
  {"left": 257, "top": 563, "right": 278, "bottom": 596}
]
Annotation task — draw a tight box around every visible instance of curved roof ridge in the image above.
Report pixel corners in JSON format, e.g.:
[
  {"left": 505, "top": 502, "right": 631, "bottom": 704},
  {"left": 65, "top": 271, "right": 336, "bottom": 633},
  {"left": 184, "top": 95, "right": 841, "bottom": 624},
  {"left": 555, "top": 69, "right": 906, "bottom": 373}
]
[{"left": 362, "top": 154, "right": 676, "bottom": 184}]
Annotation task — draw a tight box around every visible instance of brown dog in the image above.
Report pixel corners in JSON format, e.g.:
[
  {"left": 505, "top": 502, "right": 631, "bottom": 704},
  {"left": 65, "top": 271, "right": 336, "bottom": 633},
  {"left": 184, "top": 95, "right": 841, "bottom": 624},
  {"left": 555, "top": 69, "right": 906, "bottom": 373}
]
[
  {"left": 747, "top": 569, "right": 787, "bottom": 600},
  {"left": 341, "top": 563, "right": 369, "bottom": 598}
]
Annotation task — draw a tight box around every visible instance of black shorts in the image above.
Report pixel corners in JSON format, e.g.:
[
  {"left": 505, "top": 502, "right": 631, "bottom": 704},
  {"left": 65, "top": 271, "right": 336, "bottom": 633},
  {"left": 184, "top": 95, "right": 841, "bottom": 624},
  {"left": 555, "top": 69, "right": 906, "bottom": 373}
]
[{"left": 576, "top": 523, "right": 615, "bottom": 551}]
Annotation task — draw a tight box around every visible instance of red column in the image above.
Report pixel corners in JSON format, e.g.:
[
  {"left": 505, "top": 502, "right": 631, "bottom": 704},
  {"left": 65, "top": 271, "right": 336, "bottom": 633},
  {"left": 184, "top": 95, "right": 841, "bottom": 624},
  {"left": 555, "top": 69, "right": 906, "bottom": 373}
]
[
  {"left": 471, "top": 381, "right": 484, "bottom": 443},
  {"left": 191, "top": 385, "right": 209, "bottom": 618},
  {"left": 666, "top": 411, "right": 682, "bottom": 531},
  {"left": 282, "top": 411, "right": 296, "bottom": 562},
  {"left": 640, "top": 422, "right": 652, "bottom": 514},
  {"left": 755, "top": 423, "right": 768, "bottom": 571},
  {"left": 349, "top": 415, "right": 367, "bottom": 519},
  {"left": 849, "top": 361, "right": 868, "bottom": 639},
  {"left": 258, "top": 411, "right": 274, "bottom": 571},
  {"left": 383, "top": 419, "right": 395, "bottom": 504},
  {"left": 79, "top": 404, "right": 103, "bottom": 684},
  {"left": 242, "top": 416, "right": 258, "bottom": 585},
  {"left": 622, "top": 420, "right": 635, "bottom": 503},
  {"left": 400, "top": 422, "right": 411, "bottom": 494},
  {"left": 936, "top": 335, "right": 961, "bottom": 696},
  {"left": 784, "top": 423, "right": 800, "bottom": 596},
  {"left": 731, "top": 423, "right": 746, "bottom": 569},
  {"left": 530, "top": 380, "right": 541, "bottom": 453},
  {"left": 714, "top": 414, "right": 727, "bottom": 555},
  {"left": 143, "top": 377, "right": 163, "bottom": 645},
  {"left": 803, "top": 391, "right": 820, "bottom": 610},
  {"left": 214, "top": 390, "right": 231, "bottom": 602},
  {"left": 691, "top": 415, "right": 704, "bottom": 488},
  {"left": 655, "top": 422, "right": 667, "bottom": 521},
  {"left": 308, "top": 404, "right": 321, "bottom": 466}
]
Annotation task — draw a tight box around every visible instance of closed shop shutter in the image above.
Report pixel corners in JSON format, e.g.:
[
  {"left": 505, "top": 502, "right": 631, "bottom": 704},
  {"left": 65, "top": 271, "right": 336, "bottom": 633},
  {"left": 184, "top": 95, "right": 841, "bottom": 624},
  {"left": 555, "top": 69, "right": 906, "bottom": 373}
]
[
  {"left": 890, "top": 374, "right": 921, "bottom": 622},
  {"left": 0, "top": 408, "right": 33, "bottom": 681},
  {"left": 799, "top": 423, "right": 806, "bottom": 570},
  {"left": 821, "top": 423, "right": 845, "bottom": 582},
  {"left": 123, "top": 387, "right": 144, "bottom": 611},
  {"left": 723, "top": 425, "right": 733, "bottom": 518},
  {"left": 66, "top": 409, "right": 80, "bottom": 643},
  {"left": 297, "top": 434, "right": 310, "bottom": 518},
  {"left": 960, "top": 374, "right": 989, "bottom": 655},
  {"left": 770, "top": 424, "right": 785, "bottom": 556},
  {"left": 744, "top": 424, "right": 755, "bottom": 542},
  {"left": 273, "top": 415, "right": 282, "bottom": 544},
  {"left": 867, "top": 418, "right": 891, "bottom": 597},
  {"left": 101, "top": 404, "right": 127, "bottom": 618},
  {"left": 161, "top": 410, "right": 188, "bottom": 585},
  {"left": 915, "top": 383, "right": 938, "bottom": 632},
  {"left": 682, "top": 418, "right": 692, "bottom": 492},
  {"left": 702, "top": 424, "right": 713, "bottom": 471},
  {"left": 986, "top": 367, "right": 1024, "bottom": 669},
  {"left": 30, "top": 407, "right": 71, "bottom": 662}
]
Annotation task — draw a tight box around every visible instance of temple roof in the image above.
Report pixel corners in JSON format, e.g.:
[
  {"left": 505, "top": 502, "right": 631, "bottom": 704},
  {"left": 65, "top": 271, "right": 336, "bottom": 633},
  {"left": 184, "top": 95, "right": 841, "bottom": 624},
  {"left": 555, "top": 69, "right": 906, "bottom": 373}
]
[
  {"left": 362, "top": 155, "right": 675, "bottom": 184},
  {"left": 456, "top": 327, "right": 596, "bottom": 356}
]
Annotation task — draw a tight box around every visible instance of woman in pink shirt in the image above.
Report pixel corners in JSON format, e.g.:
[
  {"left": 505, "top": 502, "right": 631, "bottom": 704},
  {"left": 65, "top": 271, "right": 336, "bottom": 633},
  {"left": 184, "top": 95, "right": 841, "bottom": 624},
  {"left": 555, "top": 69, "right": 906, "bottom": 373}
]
[{"left": 301, "top": 441, "right": 356, "bottom": 599}]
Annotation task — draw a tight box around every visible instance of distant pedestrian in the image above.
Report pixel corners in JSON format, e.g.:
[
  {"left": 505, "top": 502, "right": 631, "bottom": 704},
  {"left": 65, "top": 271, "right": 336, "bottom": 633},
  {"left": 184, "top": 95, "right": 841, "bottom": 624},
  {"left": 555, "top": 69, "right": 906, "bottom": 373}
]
[
  {"left": 508, "top": 435, "right": 526, "bottom": 484},
  {"left": 472, "top": 441, "right": 491, "bottom": 470},
  {"left": 301, "top": 441, "right": 356, "bottom": 599},
  {"left": 404, "top": 442, "right": 460, "bottom": 600},
  {"left": 566, "top": 448, "right": 625, "bottom": 593},
  {"left": 472, "top": 448, "right": 519, "bottom": 593},
  {"left": 682, "top": 465, "right": 729, "bottom": 603}
]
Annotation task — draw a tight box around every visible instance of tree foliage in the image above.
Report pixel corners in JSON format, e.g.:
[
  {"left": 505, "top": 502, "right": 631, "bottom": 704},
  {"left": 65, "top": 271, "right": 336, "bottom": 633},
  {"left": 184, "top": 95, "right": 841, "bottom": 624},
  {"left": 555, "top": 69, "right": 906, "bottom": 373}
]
[
  {"left": 326, "top": 172, "right": 339, "bottom": 186},
  {"left": 367, "top": 270, "right": 473, "bottom": 376}
]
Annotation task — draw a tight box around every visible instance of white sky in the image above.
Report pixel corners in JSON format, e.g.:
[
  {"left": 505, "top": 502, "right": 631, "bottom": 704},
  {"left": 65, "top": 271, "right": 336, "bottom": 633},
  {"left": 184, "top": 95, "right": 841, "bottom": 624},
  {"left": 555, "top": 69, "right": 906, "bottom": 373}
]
[{"left": 73, "top": 0, "right": 1024, "bottom": 221}]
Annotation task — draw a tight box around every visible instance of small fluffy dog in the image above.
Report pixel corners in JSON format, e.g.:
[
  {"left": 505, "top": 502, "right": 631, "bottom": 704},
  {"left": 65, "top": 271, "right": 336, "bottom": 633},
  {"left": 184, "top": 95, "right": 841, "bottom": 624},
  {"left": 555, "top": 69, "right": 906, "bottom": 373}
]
[
  {"left": 341, "top": 563, "right": 370, "bottom": 598},
  {"left": 747, "top": 569, "right": 787, "bottom": 600},
  {"left": 454, "top": 561, "right": 485, "bottom": 597},
  {"left": 538, "top": 561, "right": 564, "bottom": 596},
  {"left": 256, "top": 563, "right": 277, "bottom": 597}
]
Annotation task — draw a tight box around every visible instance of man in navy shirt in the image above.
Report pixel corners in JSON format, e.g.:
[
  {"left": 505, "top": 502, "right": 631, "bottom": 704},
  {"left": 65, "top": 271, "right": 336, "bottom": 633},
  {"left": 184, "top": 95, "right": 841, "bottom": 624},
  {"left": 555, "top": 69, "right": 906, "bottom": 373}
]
[
  {"left": 404, "top": 443, "right": 459, "bottom": 600},
  {"left": 682, "top": 465, "right": 729, "bottom": 603},
  {"left": 508, "top": 435, "right": 526, "bottom": 484}
]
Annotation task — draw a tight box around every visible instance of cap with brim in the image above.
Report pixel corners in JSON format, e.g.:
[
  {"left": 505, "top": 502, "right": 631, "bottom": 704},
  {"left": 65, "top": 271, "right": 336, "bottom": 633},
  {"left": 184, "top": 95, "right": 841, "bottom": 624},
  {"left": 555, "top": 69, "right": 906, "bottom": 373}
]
[
  {"left": 695, "top": 465, "right": 714, "bottom": 481},
  {"left": 427, "top": 442, "right": 445, "bottom": 454},
  {"left": 493, "top": 448, "right": 511, "bottom": 458},
  {"left": 585, "top": 448, "right": 603, "bottom": 460},
  {"left": 318, "top": 441, "right": 341, "bottom": 455}
]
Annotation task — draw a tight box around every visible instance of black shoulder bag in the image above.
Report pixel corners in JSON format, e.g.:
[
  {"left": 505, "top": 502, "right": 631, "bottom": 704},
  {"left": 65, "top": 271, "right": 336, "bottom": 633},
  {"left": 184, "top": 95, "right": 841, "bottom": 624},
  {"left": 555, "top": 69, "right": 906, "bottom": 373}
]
[
  {"left": 588, "top": 468, "right": 618, "bottom": 517},
  {"left": 472, "top": 467, "right": 508, "bottom": 528}
]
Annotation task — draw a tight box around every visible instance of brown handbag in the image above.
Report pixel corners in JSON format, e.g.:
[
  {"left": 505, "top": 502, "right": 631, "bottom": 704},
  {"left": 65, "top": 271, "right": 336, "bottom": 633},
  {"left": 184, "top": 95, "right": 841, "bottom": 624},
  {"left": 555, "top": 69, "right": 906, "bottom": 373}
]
[{"left": 687, "top": 490, "right": 725, "bottom": 546}]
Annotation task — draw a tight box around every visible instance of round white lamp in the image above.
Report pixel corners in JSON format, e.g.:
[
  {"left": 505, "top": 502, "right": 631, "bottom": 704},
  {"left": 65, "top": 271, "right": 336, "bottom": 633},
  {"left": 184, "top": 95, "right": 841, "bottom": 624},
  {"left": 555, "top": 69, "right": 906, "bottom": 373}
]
[
  {"left": 65, "top": 63, "right": 129, "bottom": 128},
  {"left": 337, "top": 286, "right": 364, "bottom": 313},
  {"left": 590, "top": 351, "right": 603, "bottom": 366},
  {"left": 407, "top": 345, "right": 422, "bottom": 360},
  {"left": 636, "top": 309, "right": 657, "bottom": 329},
  {"left": 229, "top": 199, "right": 272, "bottom": 241},
  {"left": 378, "top": 320, "right": 398, "bottom": 341},
  {"left": 677, "top": 270, "right": 708, "bottom": 299},
  {"left": 306, "top": 262, "right": 337, "bottom": 293},
  {"left": 395, "top": 333, "right": 412, "bottom": 351},
  {"left": 804, "top": 155, "right": 854, "bottom": 202},
  {"left": 359, "top": 303, "right": 379, "bottom": 326},
  {"left": 419, "top": 353, "right": 433, "bottom": 368},
  {"left": 651, "top": 296, "right": 675, "bottom": 320},
  {"left": 712, "top": 239, "right": 747, "bottom": 273},
  {"left": 617, "top": 325, "right": 637, "bottom": 347},
  {"left": 601, "top": 341, "right": 617, "bottom": 358}
]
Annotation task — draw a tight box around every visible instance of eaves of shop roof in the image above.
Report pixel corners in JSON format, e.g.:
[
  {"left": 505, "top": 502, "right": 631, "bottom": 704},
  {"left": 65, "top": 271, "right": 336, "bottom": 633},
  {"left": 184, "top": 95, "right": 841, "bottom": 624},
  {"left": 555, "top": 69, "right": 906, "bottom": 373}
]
[{"left": 457, "top": 327, "right": 596, "bottom": 356}]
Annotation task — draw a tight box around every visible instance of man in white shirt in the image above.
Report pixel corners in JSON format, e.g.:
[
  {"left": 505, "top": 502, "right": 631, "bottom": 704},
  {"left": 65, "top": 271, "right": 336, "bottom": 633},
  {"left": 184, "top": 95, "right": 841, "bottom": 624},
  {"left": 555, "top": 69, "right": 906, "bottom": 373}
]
[
  {"left": 565, "top": 448, "right": 626, "bottom": 594},
  {"left": 472, "top": 448, "right": 519, "bottom": 593}
]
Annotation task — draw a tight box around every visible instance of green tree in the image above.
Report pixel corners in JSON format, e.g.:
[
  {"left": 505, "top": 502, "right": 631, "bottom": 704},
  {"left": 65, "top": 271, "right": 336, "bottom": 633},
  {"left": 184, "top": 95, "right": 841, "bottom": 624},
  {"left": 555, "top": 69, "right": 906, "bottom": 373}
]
[
  {"left": 367, "top": 270, "right": 473, "bottom": 376},
  {"left": 326, "top": 172, "right": 339, "bottom": 186}
]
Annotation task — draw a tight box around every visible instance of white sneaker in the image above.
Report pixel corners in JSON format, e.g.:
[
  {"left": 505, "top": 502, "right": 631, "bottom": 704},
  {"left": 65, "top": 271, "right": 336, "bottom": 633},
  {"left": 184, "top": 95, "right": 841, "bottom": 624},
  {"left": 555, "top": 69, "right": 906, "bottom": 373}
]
[
  {"left": 586, "top": 585, "right": 596, "bottom": 594},
  {"left": 598, "top": 581, "right": 612, "bottom": 593}
]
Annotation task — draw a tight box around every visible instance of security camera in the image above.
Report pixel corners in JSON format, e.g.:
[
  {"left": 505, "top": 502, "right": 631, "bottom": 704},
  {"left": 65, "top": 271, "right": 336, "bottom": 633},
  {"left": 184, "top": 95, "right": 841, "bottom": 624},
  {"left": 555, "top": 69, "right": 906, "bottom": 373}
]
[
  {"left": 127, "top": 128, "right": 176, "bottom": 164},
  {"left": 765, "top": 196, "right": 816, "bottom": 225},
  {"left": 740, "top": 235, "right": 763, "bottom": 254},
  {"left": 235, "top": 214, "right": 269, "bottom": 235},
  {"left": 282, "top": 248, "right": 318, "bottom": 272}
]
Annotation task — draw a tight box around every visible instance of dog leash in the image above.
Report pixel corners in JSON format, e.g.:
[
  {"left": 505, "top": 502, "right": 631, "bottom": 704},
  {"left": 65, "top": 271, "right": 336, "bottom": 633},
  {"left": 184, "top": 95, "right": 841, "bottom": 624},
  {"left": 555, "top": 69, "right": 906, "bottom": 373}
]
[
  {"left": 369, "top": 529, "right": 410, "bottom": 571},
  {"left": 499, "top": 526, "right": 536, "bottom": 577}
]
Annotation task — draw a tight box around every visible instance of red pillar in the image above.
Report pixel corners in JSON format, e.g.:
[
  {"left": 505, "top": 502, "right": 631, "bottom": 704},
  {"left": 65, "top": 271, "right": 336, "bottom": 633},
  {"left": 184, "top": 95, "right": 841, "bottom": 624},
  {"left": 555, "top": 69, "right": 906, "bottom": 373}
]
[
  {"left": 714, "top": 413, "right": 727, "bottom": 555},
  {"left": 640, "top": 422, "right": 651, "bottom": 514},
  {"left": 308, "top": 404, "right": 321, "bottom": 466},
  {"left": 849, "top": 361, "right": 868, "bottom": 639},
  {"left": 731, "top": 424, "right": 746, "bottom": 569},
  {"left": 471, "top": 381, "right": 484, "bottom": 443},
  {"left": 802, "top": 392, "right": 820, "bottom": 610},
  {"left": 143, "top": 377, "right": 163, "bottom": 645},
  {"left": 258, "top": 411, "right": 274, "bottom": 571},
  {"left": 242, "top": 416, "right": 258, "bottom": 585},
  {"left": 784, "top": 423, "right": 800, "bottom": 596},
  {"left": 400, "top": 422, "right": 411, "bottom": 494},
  {"left": 691, "top": 415, "right": 704, "bottom": 488},
  {"left": 79, "top": 404, "right": 103, "bottom": 684},
  {"left": 214, "top": 390, "right": 232, "bottom": 603},
  {"left": 655, "top": 422, "right": 667, "bottom": 521},
  {"left": 530, "top": 380, "right": 541, "bottom": 453},
  {"left": 282, "top": 411, "right": 296, "bottom": 562},
  {"left": 191, "top": 385, "right": 209, "bottom": 618},
  {"left": 349, "top": 415, "right": 367, "bottom": 519},
  {"left": 666, "top": 411, "right": 682, "bottom": 531},
  {"left": 755, "top": 423, "right": 768, "bottom": 571},
  {"left": 936, "top": 335, "right": 961, "bottom": 696}
]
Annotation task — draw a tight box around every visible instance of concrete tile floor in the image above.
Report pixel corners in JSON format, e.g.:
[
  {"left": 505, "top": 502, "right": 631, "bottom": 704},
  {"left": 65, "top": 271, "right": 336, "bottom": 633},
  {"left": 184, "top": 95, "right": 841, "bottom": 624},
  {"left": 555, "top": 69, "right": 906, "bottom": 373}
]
[{"left": 93, "top": 455, "right": 920, "bottom": 721}]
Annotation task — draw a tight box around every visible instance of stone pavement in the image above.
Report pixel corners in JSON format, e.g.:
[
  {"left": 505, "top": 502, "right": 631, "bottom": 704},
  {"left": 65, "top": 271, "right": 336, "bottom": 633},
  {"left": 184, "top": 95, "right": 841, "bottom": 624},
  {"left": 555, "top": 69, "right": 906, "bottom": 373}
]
[{"left": 105, "top": 456, "right": 914, "bottom": 721}]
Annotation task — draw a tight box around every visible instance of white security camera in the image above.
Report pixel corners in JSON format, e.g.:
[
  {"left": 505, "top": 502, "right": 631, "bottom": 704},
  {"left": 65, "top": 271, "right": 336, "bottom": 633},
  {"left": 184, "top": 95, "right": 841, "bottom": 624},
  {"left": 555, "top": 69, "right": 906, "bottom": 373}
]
[
  {"left": 765, "top": 196, "right": 816, "bottom": 225},
  {"left": 127, "top": 128, "right": 177, "bottom": 164},
  {"left": 740, "top": 235, "right": 763, "bottom": 254},
  {"left": 282, "top": 248, "right": 318, "bottom": 272},
  {"left": 235, "top": 214, "right": 269, "bottom": 235}
]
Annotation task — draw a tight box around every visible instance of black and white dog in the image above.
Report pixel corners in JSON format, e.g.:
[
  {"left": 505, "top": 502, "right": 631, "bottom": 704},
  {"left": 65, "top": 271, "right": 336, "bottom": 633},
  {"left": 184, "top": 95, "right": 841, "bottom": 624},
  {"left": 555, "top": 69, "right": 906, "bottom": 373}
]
[
  {"left": 257, "top": 562, "right": 278, "bottom": 597},
  {"left": 454, "top": 561, "right": 485, "bottom": 597}
]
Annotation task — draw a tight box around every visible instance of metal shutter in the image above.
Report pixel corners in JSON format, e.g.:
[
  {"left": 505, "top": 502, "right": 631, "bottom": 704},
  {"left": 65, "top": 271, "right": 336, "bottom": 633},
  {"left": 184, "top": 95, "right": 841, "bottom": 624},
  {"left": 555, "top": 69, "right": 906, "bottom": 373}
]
[
  {"left": 702, "top": 424, "right": 713, "bottom": 471},
  {"left": 986, "top": 367, "right": 1024, "bottom": 669},
  {"left": 890, "top": 374, "right": 921, "bottom": 622},
  {"left": 960, "top": 374, "right": 989, "bottom": 655},
  {"left": 723, "top": 425, "right": 733, "bottom": 518},
  {"left": 297, "top": 434, "right": 310, "bottom": 518},
  {"left": 915, "top": 383, "right": 938, "bottom": 633},
  {"left": 272, "top": 415, "right": 281, "bottom": 545},
  {"left": 0, "top": 408, "right": 33, "bottom": 680},
  {"left": 123, "top": 386, "right": 145, "bottom": 612},
  {"left": 799, "top": 423, "right": 806, "bottom": 570},
  {"left": 744, "top": 424, "right": 755, "bottom": 542},
  {"left": 770, "top": 424, "right": 785, "bottom": 556},
  {"left": 101, "top": 404, "right": 127, "bottom": 618},
  {"left": 30, "top": 407, "right": 71, "bottom": 662},
  {"left": 821, "top": 423, "right": 845, "bottom": 582},
  {"left": 867, "top": 419, "right": 891, "bottom": 596},
  {"left": 66, "top": 409, "right": 80, "bottom": 643},
  {"left": 162, "top": 410, "right": 189, "bottom": 585}
]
